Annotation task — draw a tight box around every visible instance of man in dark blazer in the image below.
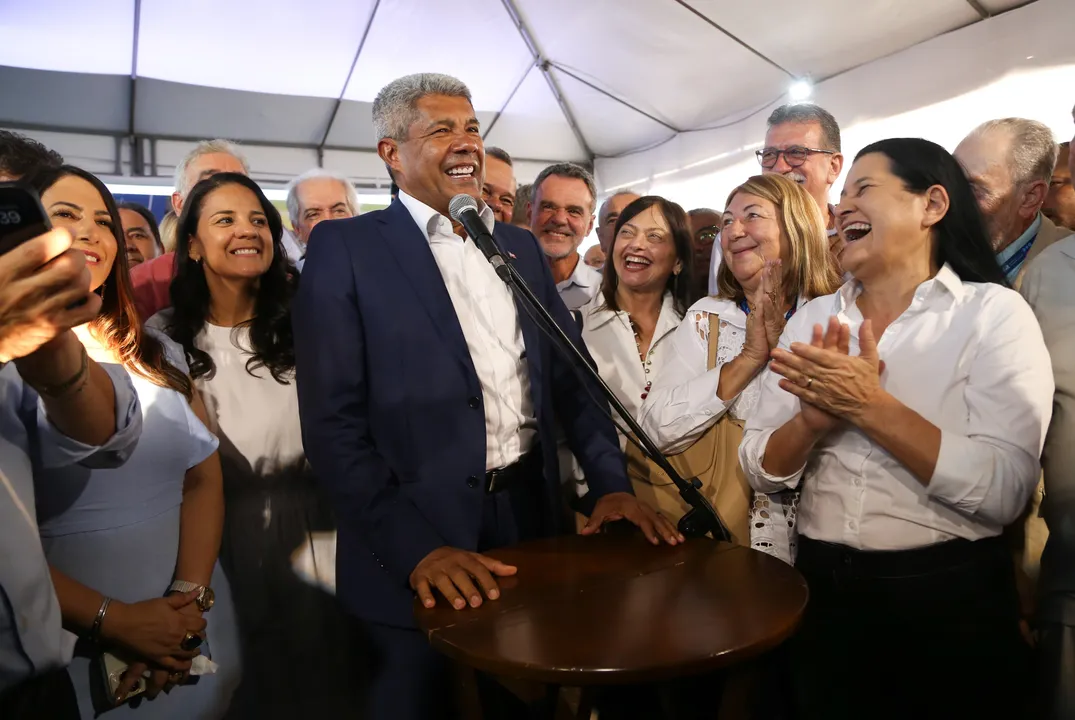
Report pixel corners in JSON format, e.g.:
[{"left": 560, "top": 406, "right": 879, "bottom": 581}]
[{"left": 292, "top": 73, "right": 681, "bottom": 720}]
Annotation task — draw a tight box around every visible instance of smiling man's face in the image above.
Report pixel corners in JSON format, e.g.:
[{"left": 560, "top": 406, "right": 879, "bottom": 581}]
[{"left": 382, "top": 94, "right": 483, "bottom": 217}]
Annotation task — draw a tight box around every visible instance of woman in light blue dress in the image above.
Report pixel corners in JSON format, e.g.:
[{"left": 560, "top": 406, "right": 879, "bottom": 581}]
[{"left": 30, "top": 166, "right": 240, "bottom": 718}]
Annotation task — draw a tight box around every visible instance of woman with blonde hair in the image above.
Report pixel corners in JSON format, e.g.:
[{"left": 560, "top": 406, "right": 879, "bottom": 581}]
[{"left": 640, "top": 173, "right": 840, "bottom": 562}]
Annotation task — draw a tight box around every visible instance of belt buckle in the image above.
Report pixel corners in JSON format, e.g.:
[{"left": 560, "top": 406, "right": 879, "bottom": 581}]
[{"left": 486, "top": 468, "right": 503, "bottom": 494}]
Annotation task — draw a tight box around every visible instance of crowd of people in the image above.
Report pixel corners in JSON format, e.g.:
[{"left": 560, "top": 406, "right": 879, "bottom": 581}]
[{"left": 0, "top": 66, "right": 1073, "bottom": 720}]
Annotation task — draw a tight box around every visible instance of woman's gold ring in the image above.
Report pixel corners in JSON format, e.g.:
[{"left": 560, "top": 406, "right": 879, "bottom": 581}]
[{"left": 805, "top": 376, "right": 814, "bottom": 388}]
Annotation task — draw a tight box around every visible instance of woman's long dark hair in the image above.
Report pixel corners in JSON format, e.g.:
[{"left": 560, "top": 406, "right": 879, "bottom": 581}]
[
  {"left": 600, "top": 196, "right": 697, "bottom": 316},
  {"left": 855, "top": 138, "right": 1008, "bottom": 286},
  {"left": 117, "top": 201, "right": 164, "bottom": 253},
  {"left": 28, "top": 165, "right": 191, "bottom": 397},
  {"left": 167, "top": 172, "right": 296, "bottom": 383}
]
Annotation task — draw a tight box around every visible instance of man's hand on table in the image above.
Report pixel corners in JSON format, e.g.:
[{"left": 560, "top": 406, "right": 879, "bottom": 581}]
[
  {"left": 581, "top": 492, "right": 685, "bottom": 546},
  {"left": 410, "top": 547, "right": 517, "bottom": 610}
]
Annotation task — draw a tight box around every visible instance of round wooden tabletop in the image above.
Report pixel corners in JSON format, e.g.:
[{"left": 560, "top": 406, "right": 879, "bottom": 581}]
[{"left": 415, "top": 535, "right": 808, "bottom": 685}]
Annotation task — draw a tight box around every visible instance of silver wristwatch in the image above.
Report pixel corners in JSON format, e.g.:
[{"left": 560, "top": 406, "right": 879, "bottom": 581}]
[{"left": 168, "top": 580, "right": 215, "bottom": 612}]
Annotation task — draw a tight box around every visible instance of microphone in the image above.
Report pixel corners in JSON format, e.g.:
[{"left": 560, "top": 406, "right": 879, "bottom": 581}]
[{"left": 448, "top": 194, "right": 510, "bottom": 280}]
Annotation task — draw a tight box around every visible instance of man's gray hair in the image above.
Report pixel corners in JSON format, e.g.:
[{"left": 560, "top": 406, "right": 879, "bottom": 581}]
[
  {"left": 372, "top": 73, "right": 472, "bottom": 142},
  {"left": 173, "top": 139, "right": 249, "bottom": 197},
  {"left": 968, "top": 118, "right": 1058, "bottom": 186},
  {"left": 688, "top": 207, "right": 721, "bottom": 216},
  {"left": 532, "top": 163, "right": 597, "bottom": 213},
  {"left": 767, "top": 103, "right": 841, "bottom": 152},
  {"left": 285, "top": 169, "right": 361, "bottom": 226}
]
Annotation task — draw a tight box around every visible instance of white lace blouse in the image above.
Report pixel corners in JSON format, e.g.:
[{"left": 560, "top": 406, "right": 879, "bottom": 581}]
[{"left": 640, "top": 295, "right": 805, "bottom": 563}]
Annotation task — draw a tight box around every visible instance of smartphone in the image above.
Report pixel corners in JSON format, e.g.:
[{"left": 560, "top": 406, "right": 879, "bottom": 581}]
[{"left": 0, "top": 181, "right": 51, "bottom": 255}]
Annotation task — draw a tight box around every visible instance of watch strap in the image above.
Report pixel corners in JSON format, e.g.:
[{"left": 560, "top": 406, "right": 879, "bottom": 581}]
[{"left": 168, "top": 580, "right": 203, "bottom": 595}]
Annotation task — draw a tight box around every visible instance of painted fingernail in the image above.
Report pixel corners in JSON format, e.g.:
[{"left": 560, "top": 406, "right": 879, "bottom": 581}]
[
  {"left": 424, "top": 599, "right": 434, "bottom": 607},
  {"left": 453, "top": 599, "right": 465, "bottom": 609},
  {"left": 488, "top": 589, "right": 499, "bottom": 599},
  {"left": 470, "top": 595, "right": 480, "bottom": 607}
]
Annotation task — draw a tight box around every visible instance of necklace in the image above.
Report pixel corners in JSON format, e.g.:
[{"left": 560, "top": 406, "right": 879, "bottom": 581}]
[{"left": 629, "top": 316, "right": 654, "bottom": 401}]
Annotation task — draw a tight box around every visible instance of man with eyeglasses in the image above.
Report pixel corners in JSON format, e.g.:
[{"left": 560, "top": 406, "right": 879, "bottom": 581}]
[{"left": 708, "top": 103, "right": 846, "bottom": 290}]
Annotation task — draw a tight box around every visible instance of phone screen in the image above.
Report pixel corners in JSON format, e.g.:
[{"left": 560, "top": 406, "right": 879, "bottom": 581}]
[{"left": 0, "top": 181, "right": 51, "bottom": 255}]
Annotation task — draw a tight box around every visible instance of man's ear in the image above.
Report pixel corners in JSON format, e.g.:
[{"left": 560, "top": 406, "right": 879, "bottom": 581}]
[
  {"left": 1019, "top": 179, "right": 1048, "bottom": 220},
  {"left": 828, "top": 153, "right": 845, "bottom": 186},
  {"left": 378, "top": 139, "right": 402, "bottom": 185}
]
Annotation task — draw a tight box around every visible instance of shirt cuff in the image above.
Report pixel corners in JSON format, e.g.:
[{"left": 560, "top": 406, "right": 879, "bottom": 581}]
[
  {"left": 647, "top": 369, "right": 731, "bottom": 453},
  {"left": 740, "top": 427, "right": 807, "bottom": 493},
  {"left": 926, "top": 430, "right": 987, "bottom": 513},
  {"left": 37, "top": 362, "right": 143, "bottom": 470}
]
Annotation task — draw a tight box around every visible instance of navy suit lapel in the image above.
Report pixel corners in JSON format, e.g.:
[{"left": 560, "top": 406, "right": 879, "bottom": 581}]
[{"left": 378, "top": 201, "right": 476, "bottom": 379}]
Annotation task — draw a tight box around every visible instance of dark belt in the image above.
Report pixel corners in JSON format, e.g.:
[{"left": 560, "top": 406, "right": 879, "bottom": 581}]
[
  {"left": 485, "top": 445, "right": 541, "bottom": 494},
  {"left": 798, "top": 534, "right": 1006, "bottom": 578}
]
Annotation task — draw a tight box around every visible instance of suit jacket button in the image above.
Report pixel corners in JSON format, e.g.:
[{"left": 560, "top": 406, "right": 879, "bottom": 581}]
[
  {"left": 467, "top": 475, "right": 480, "bottom": 488},
  {"left": 468, "top": 396, "right": 481, "bottom": 409}
]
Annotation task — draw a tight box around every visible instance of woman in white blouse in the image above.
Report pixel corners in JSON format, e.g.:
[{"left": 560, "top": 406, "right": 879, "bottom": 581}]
[
  {"left": 580, "top": 195, "right": 697, "bottom": 425},
  {"left": 640, "top": 174, "right": 840, "bottom": 562},
  {"left": 740, "top": 138, "right": 1053, "bottom": 719},
  {"left": 151, "top": 173, "right": 362, "bottom": 716}
]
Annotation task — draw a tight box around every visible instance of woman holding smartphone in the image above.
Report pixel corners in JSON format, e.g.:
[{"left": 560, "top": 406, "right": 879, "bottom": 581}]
[{"left": 30, "top": 165, "right": 240, "bottom": 718}]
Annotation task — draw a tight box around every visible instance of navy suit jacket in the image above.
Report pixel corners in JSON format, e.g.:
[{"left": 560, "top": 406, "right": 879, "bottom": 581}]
[{"left": 292, "top": 199, "right": 632, "bottom": 628}]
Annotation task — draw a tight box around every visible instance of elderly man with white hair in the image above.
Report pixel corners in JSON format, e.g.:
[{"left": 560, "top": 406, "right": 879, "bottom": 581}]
[
  {"left": 283, "top": 168, "right": 360, "bottom": 270},
  {"left": 955, "top": 118, "right": 1068, "bottom": 288},
  {"left": 130, "top": 139, "right": 249, "bottom": 318}
]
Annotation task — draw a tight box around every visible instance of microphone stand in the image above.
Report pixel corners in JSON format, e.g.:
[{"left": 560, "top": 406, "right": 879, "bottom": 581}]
[{"left": 470, "top": 228, "right": 731, "bottom": 542}]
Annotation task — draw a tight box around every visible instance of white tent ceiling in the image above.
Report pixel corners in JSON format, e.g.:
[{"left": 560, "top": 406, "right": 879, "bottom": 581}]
[{"left": 0, "top": 0, "right": 1041, "bottom": 189}]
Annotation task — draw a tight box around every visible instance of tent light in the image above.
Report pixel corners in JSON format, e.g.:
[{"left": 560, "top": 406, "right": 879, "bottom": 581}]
[{"left": 789, "top": 80, "right": 813, "bottom": 102}]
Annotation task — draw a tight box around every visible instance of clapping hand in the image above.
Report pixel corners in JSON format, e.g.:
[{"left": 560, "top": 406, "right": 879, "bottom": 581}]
[
  {"left": 741, "top": 259, "right": 788, "bottom": 366},
  {"left": 769, "top": 317, "right": 886, "bottom": 428}
]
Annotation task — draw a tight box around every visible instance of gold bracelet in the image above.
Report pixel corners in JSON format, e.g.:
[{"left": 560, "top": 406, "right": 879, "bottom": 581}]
[{"left": 32, "top": 344, "right": 89, "bottom": 399}]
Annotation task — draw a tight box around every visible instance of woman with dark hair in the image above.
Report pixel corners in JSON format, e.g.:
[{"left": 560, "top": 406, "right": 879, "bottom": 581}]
[
  {"left": 740, "top": 138, "right": 1053, "bottom": 718},
  {"left": 117, "top": 201, "right": 163, "bottom": 267},
  {"left": 150, "top": 172, "right": 359, "bottom": 717},
  {"left": 29, "top": 165, "right": 240, "bottom": 717},
  {"left": 580, "top": 195, "right": 695, "bottom": 420},
  {"left": 641, "top": 174, "right": 841, "bottom": 558}
]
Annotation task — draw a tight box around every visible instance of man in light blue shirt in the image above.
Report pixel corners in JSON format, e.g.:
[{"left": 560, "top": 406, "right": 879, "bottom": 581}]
[{"left": 0, "top": 215, "right": 142, "bottom": 714}]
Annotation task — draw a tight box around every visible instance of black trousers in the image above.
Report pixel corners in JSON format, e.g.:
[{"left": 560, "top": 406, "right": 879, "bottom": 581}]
[
  {"left": 1032, "top": 621, "right": 1075, "bottom": 719},
  {"left": 357, "top": 459, "right": 550, "bottom": 720},
  {"left": 0, "top": 668, "right": 79, "bottom": 720},
  {"left": 790, "top": 535, "right": 1028, "bottom": 720}
]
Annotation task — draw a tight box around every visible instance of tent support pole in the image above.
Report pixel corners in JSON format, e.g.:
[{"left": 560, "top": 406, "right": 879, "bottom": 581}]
[
  {"left": 499, "top": 0, "right": 594, "bottom": 163},
  {"left": 319, "top": 0, "right": 381, "bottom": 154}
]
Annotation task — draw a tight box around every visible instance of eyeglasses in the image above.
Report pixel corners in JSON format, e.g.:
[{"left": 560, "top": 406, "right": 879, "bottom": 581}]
[{"left": 756, "top": 146, "right": 835, "bottom": 169}]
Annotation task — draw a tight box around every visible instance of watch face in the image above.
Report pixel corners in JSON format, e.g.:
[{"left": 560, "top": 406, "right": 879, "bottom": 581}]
[{"left": 198, "top": 587, "right": 216, "bottom": 612}]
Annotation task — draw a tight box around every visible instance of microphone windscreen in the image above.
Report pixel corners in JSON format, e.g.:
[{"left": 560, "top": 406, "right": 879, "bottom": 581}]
[{"left": 449, "top": 193, "right": 479, "bottom": 222}]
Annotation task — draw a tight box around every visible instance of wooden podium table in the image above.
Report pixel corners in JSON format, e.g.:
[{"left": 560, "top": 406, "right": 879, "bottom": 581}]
[{"left": 415, "top": 534, "right": 807, "bottom": 695}]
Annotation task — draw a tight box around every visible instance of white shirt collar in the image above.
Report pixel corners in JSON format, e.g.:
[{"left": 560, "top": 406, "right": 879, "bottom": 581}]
[
  {"left": 557, "top": 255, "right": 602, "bottom": 291},
  {"left": 835, "top": 263, "right": 966, "bottom": 315},
  {"left": 582, "top": 291, "right": 682, "bottom": 347},
  {"left": 397, "top": 190, "right": 495, "bottom": 242}
]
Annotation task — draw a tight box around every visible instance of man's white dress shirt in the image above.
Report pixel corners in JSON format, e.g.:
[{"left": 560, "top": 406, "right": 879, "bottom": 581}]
[
  {"left": 740, "top": 265, "right": 1054, "bottom": 551},
  {"left": 398, "top": 191, "right": 535, "bottom": 471},
  {"left": 556, "top": 255, "right": 602, "bottom": 311}
]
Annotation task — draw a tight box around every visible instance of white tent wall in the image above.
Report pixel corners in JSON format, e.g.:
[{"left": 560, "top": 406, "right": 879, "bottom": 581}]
[{"left": 594, "top": 0, "right": 1075, "bottom": 210}]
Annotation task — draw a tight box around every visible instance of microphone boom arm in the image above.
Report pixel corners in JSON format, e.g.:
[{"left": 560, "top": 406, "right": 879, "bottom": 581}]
[{"left": 465, "top": 221, "right": 731, "bottom": 542}]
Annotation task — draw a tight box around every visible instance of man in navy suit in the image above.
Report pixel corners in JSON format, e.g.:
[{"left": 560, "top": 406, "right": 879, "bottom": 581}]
[{"left": 292, "top": 73, "right": 681, "bottom": 720}]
